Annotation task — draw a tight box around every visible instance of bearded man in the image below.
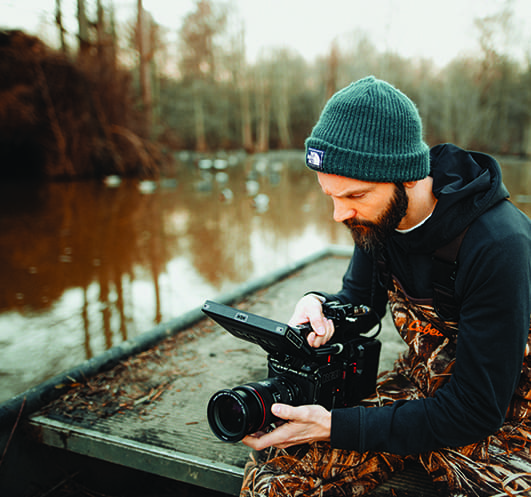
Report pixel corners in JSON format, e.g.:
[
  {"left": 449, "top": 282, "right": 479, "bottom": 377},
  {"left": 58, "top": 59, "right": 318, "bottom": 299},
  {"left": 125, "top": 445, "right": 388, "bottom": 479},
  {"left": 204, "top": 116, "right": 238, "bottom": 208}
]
[{"left": 239, "top": 76, "right": 531, "bottom": 496}]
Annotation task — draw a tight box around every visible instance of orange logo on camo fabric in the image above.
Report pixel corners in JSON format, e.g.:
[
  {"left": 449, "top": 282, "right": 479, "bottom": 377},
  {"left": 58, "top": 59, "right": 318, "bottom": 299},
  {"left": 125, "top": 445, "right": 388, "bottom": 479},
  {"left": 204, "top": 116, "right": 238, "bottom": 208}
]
[{"left": 408, "top": 320, "right": 444, "bottom": 337}]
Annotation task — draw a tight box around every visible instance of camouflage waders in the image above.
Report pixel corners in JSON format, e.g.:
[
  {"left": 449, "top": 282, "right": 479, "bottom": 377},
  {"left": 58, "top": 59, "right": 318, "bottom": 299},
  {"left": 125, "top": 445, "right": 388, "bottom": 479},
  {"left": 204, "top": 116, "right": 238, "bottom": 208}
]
[{"left": 240, "top": 278, "right": 531, "bottom": 497}]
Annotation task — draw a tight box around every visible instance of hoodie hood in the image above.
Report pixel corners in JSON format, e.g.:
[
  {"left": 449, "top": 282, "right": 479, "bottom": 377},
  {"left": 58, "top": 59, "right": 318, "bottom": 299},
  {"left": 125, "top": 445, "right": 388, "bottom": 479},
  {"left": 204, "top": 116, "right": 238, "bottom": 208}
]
[{"left": 393, "top": 143, "right": 510, "bottom": 253}]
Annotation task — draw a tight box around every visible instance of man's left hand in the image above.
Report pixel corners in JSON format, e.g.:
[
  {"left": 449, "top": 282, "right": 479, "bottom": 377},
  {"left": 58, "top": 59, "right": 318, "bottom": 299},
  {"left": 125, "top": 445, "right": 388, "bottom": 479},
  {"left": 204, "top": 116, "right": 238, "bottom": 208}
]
[{"left": 241, "top": 403, "right": 331, "bottom": 450}]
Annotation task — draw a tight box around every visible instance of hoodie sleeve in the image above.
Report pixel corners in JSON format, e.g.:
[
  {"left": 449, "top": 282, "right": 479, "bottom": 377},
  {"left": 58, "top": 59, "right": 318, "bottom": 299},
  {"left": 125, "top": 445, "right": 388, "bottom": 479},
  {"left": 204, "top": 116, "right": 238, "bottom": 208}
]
[{"left": 330, "top": 204, "right": 531, "bottom": 455}]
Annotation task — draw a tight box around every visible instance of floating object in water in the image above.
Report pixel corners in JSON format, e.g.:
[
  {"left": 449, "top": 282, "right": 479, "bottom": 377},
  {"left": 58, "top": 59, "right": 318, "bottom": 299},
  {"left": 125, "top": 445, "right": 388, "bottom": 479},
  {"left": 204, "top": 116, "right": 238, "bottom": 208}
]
[
  {"left": 228, "top": 154, "right": 241, "bottom": 166},
  {"left": 253, "top": 193, "right": 270, "bottom": 213},
  {"left": 177, "top": 151, "right": 192, "bottom": 162},
  {"left": 198, "top": 159, "right": 213, "bottom": 170},
  {"left": 214, "top": 159, "right": 228, "bottom": 170},
  {"left": 160, "top": 178, "right": 178, "bottom": 189},
  {"left": 220, "top": 188, "right": 234, "bottom": 203},
  {"left": 104, "top": 175, "right": 121, "bottom": 188},
  {"left": 195, "top": 179, "right": 213, "bottom": 193},
  {"left": 245, "top": 180, "right": 260, "bottom": 196},
  {"left": 215, "top": 172, "right": 229, "bottom": 184},
  {"left": 138, "top": 180, "right": 157, "bottom": 194},
  {"left": 254, "top": 159, "right": 268, "bottom": 173}
]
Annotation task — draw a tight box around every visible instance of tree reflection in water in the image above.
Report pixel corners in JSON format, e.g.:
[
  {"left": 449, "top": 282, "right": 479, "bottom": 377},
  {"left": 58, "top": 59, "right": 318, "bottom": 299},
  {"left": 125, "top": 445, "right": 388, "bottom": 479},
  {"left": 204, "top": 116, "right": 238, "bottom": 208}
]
[{"left": 0, "top": 152, "right": 350, "bottom": 402}]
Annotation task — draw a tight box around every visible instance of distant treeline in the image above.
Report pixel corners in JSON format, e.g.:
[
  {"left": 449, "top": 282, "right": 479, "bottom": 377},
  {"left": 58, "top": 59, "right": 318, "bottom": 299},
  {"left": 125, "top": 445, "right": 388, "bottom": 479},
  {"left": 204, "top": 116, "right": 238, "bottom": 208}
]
[
  {"left": 1, "top": 0, "right": 530, "bottom": 179},
  {"left": 158, "top": 1, "right": 531, "bottom": 156}
]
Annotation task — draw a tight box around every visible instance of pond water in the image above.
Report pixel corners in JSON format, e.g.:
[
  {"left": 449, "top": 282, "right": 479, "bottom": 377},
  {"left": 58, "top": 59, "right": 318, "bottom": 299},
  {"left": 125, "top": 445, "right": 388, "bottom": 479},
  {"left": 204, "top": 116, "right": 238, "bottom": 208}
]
[
  {"left": 1, "top": 151, "right": 530, "bottom": 404},
  {"left": 0, "top": 151, "right": 351, "bottom": 403}
]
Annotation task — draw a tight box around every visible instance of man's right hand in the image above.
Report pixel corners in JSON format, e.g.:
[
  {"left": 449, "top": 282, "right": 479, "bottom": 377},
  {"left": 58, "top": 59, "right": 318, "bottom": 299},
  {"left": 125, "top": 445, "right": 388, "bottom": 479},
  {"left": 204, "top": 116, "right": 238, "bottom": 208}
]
[{"left": 288, "top": 294, "right": 335, "bottom": 348}]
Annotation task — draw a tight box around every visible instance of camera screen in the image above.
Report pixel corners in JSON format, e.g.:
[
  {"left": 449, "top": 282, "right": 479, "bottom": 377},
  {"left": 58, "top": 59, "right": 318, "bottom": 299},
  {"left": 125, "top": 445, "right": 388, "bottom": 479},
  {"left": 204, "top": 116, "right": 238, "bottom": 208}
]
[{"left": 202, "top": 300, "right": 313, "bottom": 356}]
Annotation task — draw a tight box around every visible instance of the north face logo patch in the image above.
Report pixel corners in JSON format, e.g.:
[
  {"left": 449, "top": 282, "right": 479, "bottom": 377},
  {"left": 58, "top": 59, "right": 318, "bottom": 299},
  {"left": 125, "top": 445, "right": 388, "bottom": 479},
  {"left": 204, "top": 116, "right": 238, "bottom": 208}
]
[{"left": 306, "top": 147, "right": 324, "bottom": 168}]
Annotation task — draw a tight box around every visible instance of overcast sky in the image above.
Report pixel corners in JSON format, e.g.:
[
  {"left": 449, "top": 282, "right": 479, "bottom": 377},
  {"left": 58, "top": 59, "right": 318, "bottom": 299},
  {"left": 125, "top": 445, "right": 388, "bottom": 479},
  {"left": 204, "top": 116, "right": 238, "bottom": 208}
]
[{"left": 1, "top": 0, "right": 530, "bottom": 66}]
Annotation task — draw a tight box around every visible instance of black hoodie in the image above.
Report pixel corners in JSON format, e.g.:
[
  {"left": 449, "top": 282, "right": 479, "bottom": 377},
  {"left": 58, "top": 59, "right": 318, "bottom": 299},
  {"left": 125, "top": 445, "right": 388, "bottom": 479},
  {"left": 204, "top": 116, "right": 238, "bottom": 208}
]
[{"left": 327, "top": 144, "right": 531, "bottom": 455}]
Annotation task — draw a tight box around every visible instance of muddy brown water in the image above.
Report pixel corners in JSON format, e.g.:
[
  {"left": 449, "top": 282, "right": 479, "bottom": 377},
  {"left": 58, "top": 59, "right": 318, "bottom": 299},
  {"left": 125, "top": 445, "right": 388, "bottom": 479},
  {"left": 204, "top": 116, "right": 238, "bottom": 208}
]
[{"left": 1, "top": 151, "right": 530, "bottom": 406}]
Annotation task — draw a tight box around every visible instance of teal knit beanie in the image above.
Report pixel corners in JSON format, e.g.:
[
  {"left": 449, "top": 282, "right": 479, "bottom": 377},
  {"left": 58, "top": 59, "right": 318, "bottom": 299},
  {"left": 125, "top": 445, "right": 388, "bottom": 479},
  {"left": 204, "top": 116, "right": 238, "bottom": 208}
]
[{"left": 305, "top": 76, "right": 429, "bottom": 182}]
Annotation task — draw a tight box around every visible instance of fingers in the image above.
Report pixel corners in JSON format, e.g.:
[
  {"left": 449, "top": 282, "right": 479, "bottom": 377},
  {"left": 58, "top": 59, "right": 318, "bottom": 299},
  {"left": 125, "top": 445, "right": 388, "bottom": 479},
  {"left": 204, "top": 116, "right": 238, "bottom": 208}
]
[
  {"left": 288, "top": 294, "right": 323, "bottom": 327},
  {"left": 307, "top": 319, "right": 334, "bottom": 348},
  {"left": 241, "top": 404, "right": 332, "bottom": 451},
  {"left": 241, "top": 417, "right": 303, "bottom": 450},
  {"left": 241, "top": 404, "right": 296, "bottom": 450},
  {"left": 288, "top": 295, "right": 335, "bottom": 348},
  {"left": 242, "top": 424, "right": 290, "bottom": 451},
  {"left": 272, "top": 402, "right": 294, "bottom": 420}
]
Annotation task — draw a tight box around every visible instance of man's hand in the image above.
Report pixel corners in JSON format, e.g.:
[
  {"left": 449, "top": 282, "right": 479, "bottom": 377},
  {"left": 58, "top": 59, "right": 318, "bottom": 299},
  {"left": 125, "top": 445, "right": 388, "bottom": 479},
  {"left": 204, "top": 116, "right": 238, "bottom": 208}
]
[
  {"left": 288, "top": 294, "right": 335, "bottom": 348},
  {"left": 241, "top": 403, "right": 331, "bottom": 450}
]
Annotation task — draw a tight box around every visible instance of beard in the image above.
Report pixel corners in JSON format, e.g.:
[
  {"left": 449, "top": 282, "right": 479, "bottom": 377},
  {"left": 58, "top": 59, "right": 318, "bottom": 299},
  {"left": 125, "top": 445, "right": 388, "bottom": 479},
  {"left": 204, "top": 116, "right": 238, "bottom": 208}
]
[{"left": 344, "top": 183, "right": 409, "bottom": 251}]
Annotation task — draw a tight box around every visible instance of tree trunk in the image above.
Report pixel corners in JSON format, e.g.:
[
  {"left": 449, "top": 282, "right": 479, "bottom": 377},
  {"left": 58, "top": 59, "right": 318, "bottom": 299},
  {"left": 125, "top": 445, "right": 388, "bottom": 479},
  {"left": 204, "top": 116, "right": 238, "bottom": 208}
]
[
  {"left": 77, "top": 0, "right": 90, "bottom": 58},
  {"left": 240, "top": 71, "right": 253, "bottom": 152},
  {"left": 325, "top": 41, "right": 339, "bottom": 99},
  {"left": 256, "top": 83, "right": 271, "bottom": 153},
  {"left": 193, "top": 82, "right": 207, "bottom": 152},
  {"left": 108, "top": 2, "right": 118, "bottom": 69},
  {"left": 137, "top": 0, "right": 152, "bottom": 136},
  {"left": 96, "top": 0, "right": 105, "bottom": 61},
  {"left": 275, "top": 81, "right": 291, "bottom": 149},
  {"left": 55, "top": 0, "right": 68, "bottom": 55}
]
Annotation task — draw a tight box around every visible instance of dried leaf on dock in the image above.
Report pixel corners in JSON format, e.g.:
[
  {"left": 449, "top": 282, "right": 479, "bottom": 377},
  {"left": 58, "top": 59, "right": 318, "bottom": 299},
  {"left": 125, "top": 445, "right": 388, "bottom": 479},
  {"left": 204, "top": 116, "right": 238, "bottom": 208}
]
[{"left": 39, "top": 318, "right": 218, "bottom": 423}]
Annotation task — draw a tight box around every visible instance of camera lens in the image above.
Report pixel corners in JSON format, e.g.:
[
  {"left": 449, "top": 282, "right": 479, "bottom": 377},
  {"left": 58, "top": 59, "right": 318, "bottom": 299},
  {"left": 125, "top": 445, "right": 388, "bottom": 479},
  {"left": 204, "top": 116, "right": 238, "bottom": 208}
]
[
  {"left": 207, "top": 377, "right": 301, "bottom": 442},
  {"left": 215, "top": 395, "right": 245, "bottom": 435}
]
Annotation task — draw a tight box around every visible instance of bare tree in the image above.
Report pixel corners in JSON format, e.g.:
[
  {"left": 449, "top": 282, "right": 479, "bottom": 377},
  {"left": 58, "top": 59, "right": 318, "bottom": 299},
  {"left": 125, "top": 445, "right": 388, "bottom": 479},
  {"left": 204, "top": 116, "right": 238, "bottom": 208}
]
[
  {"left": 178, "top": 0, "right": 228, "bottom": 152},
  {"left": 240, "top": 64, "right": 254, "bottom": 152},
  {"left": 438, "top": 58, "right": 483, "bottom": 147},
  {"left": 270, "top": 49, "right": 306, "bottom": 149},
  {"left": 272, "top": 53, "right": 293, "bottom": 149},
  {"left": 55, "top": 0, "right": 68, "bottom": 54},
  {"left": 77, "top": 0, "right": 90, "bottom": 58},
  {"left": 107, "top": 1, "right": 118, "bottom": 70},
  {"left": 254, "top": 58, "right": 273, "bottom": 153},
  {"left": 96, "top": 0, "right": 105, "bottom": 59},
  {"left": 325, "top": 40, "right": 340, "bottom": 99},
  {"left": 137, "top": 0, "right": 152, "bottom": 135},
  {"left": 474, "top": 4, "right": 523, "bottom": 152},
  {"left": 233, "top": 26, "right": 253, "bottom": 151}
]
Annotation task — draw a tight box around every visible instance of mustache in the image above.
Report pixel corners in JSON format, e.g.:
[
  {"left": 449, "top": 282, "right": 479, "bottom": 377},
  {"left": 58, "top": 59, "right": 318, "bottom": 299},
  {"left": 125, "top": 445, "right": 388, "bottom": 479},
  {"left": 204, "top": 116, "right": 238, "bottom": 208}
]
[{"left": 343, "top": 218, "right": 377, "bottom": 230}]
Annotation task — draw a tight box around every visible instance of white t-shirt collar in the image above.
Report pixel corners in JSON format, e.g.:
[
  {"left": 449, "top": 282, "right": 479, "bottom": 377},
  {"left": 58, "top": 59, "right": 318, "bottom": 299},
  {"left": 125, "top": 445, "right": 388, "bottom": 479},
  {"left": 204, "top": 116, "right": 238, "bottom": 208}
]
[{"left": 395, "top": 212, "right": 433, "bottom": 234}]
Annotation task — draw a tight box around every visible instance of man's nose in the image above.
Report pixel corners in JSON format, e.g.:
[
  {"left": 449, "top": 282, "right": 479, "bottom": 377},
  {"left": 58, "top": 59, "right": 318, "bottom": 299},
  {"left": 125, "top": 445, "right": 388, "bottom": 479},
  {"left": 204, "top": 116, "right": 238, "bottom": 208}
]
[{"left": 332, "top": 198, "right": 356, "bottom": 223}]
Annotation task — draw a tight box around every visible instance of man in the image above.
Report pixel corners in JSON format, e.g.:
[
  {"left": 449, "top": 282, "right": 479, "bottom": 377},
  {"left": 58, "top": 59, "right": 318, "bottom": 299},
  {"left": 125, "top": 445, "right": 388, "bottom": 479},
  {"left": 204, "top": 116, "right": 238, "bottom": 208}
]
[{"left": 239, "top": 76, "right": 531, "bottom": 496}]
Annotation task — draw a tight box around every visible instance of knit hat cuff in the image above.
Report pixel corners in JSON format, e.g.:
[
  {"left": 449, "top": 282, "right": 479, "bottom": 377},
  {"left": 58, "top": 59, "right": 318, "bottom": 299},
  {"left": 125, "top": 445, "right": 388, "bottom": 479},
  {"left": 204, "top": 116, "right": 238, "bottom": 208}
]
[{"left": 305, "top": 137, "right": 430, "bottom": 183}]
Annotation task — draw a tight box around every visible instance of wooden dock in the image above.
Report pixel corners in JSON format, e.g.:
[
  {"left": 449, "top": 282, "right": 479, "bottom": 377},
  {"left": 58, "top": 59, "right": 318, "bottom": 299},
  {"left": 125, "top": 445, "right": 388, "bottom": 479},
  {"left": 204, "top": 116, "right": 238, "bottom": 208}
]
[{"left": 2, "top": 247, "right": 439, "bottom": 496}]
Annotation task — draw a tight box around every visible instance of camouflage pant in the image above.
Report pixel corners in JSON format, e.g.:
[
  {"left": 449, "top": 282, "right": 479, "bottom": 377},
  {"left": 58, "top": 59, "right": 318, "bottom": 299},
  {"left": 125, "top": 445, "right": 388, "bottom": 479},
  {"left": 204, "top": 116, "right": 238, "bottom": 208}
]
[
  {"left": 239, "top": 389, "right": 531, "bottom": 497},
  {"left": 240, "top": 443, "right": 404, "bottom": 497},
  {"left": 240, "top": 280, "right": 531, "bottom": 497}
]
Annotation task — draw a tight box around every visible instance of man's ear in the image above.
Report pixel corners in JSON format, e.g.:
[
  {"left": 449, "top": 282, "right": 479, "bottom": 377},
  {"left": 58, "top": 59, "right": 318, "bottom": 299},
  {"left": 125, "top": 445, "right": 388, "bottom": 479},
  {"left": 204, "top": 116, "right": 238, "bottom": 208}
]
[{"left": 403, "top": 181, "right": 418, "bottom": 189}]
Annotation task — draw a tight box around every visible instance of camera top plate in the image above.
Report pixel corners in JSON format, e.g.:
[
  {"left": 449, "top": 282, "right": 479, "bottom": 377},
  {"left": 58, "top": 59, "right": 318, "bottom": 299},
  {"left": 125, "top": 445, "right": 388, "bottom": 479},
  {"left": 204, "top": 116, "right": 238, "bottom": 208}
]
[{"left": 202, "top": 300, "right": 314, "bottom": 357}]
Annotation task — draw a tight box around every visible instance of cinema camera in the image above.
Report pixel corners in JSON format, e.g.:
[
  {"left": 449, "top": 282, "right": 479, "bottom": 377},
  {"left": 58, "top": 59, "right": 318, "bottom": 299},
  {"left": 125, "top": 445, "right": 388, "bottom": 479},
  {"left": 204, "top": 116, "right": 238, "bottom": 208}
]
[{"left": 202, "top": 299, "right": 381, "bottom": 442}]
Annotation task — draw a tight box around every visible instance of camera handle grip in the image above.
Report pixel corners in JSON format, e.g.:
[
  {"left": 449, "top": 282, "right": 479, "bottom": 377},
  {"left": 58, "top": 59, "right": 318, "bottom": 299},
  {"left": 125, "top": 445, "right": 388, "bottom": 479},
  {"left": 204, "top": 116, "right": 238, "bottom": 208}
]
[{"left": 314, "top": 343, "right": 344, "bottom": 356}]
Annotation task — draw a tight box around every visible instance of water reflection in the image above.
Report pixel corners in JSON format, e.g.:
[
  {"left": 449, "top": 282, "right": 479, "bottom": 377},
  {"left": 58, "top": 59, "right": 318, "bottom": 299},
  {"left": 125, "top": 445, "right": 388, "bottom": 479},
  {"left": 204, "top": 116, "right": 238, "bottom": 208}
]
[
  {"left": 0, "top": 152, "right": 351, "bottom": 402},
  {"left": 1, "top": 152, "right": 530, "bottom": 403}
]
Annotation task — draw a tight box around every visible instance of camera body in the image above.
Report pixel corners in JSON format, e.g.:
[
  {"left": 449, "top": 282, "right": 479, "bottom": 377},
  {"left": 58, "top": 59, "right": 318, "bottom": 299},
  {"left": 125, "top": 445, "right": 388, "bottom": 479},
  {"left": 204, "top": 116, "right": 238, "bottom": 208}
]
[
  {"left": 266, "top": 332, "right": 381, "bottom": 411},
  {"left": 203, "top": 300, "right": 381, "bottom": 442}
]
